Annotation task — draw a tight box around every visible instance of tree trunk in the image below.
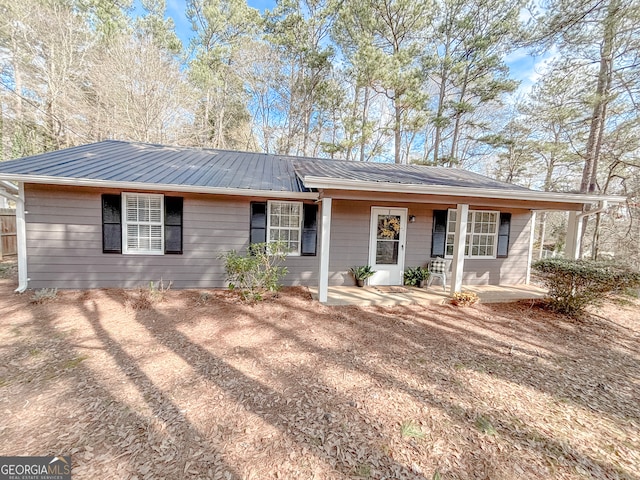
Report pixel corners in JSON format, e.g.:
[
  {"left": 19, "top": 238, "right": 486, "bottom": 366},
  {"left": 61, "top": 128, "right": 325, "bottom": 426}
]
[
  {"left": 203, "top": 89, "right": 210, "bottom": 146},
  {"left": 592, "top": 212, "right": 602, "bottom": 259},
  {"left": 433, "top": 41, "right": 450, "bottom": 165},
  {"left": 216, "top": 105, "right": 225, "bottom": 148},
  {"left": 579, "top": 0, "right": 618, "bottom": 255},
  {"left": 360, "top": 87, "right": 370, "bottom": 162},
  {"left": 394, "top": 100, "right": 402, "bottom": 164},
  {"left": 0, "top": 103, "right": 4, "bottom": 161},
  {"left": 538, "top": 212, "right": 547, "bottom": 260},
  {"left": 12, "top": 44, "right": 23, "bottom": 120},
  {"left": 46, "top": 100, "right": 59, "bottom": 150},
  {"left": 449, "top": 63, "right": 471, "bottom": 167}
]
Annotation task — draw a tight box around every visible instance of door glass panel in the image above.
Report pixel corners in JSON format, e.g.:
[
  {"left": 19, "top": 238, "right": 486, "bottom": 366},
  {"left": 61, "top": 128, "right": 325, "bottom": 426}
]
[
  {"left": 376, "top": 214, "right": 401, "bottom": 264},
  {"left": 376, "top": 241, "right": 399, "bottom": 264},
  {"left": 377, "top": 215, "right": 401, "bottom": 240}
]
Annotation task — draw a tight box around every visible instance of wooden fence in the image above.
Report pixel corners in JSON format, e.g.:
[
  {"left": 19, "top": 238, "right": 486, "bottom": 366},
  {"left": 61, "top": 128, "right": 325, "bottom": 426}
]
[{"left": 0, "top": 208, "right": 17, "bottom": 259}]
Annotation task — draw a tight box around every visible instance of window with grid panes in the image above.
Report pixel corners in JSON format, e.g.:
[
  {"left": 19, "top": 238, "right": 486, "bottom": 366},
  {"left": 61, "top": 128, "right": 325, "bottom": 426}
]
[
  {"left": 122, "top": 193, "right": 164, "bottom": 254},
  {"left": 445, "top": 209, "right": 499, "bottom": 258},
  {"left": 267, "top": 201, "right": 303, "bottom": 255}
]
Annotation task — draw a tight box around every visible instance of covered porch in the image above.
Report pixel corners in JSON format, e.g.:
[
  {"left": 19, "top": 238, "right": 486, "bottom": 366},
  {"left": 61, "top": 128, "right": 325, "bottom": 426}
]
[
  {"left": 308, "top": 188, "right": 625, "bottom": 305},
  {"left": 308, "top": 283, "right": 547, "bottom": 307}
]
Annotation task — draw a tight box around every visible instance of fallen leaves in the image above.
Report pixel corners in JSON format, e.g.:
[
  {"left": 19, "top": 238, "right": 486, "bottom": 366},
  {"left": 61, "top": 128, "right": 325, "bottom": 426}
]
[{"left": 0, "top": 281, "right": 638, "bottom": 479}]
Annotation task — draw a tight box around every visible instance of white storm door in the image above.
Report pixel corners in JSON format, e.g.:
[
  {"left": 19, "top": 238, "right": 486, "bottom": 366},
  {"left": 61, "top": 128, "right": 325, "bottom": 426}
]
[{"left": 368, "top": 207, "right": 408, "bottom": 286}]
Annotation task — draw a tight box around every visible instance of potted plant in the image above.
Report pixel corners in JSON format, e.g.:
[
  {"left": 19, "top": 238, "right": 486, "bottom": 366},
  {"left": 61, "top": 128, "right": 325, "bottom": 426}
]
[
  {"left": 349, "top": 265, "right": 376, "bottom": 287},
  {"left": 404, "top": 266, "right": 430, "bottom": 288}
]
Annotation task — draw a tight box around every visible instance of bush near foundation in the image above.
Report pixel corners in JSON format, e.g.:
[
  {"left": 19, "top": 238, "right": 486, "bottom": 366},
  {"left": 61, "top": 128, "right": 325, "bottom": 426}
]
[
  {"left": 221, "top": 242, "right": 288, "bottom": 302},
  {"left": 533, "top": 258, "right": 640, "bottom": 316}
]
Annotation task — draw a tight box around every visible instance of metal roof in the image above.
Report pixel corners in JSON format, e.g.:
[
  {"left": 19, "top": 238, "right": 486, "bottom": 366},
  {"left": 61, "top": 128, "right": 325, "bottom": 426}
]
[
  {"left": 0, "top": 140, "right": 308, "bottom": 193},
  {"left": 293, "top": 158, "right": 530, "bottom": 191},
  {"left": 0, "top": 139, "right": 529, "bottom": 192},
  {"left": 0, "top": 140, "right": 623, "bottom": 205}
]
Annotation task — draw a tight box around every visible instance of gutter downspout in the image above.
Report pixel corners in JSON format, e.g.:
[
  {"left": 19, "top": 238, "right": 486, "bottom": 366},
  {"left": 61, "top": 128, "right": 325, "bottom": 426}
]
[
  {"left": 577, "top": 201, "right": 608, "bottom": 220},
  {"left": 15, "top": 183, "right": 28, "bottom": 292},
  {"left": 0, "top": 183, "right": 28, "bottom": 292}
]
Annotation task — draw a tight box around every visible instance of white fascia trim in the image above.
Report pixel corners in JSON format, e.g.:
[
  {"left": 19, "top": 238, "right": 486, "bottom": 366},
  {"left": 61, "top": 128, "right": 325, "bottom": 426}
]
[
  {"left": 0, "top": 174, "right": 319, "bottom": 200},
  {"left": 303, "top": 176, "right": 627, "bottom": 205}
]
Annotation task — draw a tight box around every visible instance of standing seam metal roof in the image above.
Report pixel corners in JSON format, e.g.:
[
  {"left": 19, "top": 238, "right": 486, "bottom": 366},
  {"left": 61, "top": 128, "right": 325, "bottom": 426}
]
[
  {"left": 292, "top": 158, "right": 530, "bottom": 191},
  {"left": 0, "top": 139, "right": 530, "bottom": 194},
  {"left": 0, "top": 140, "right": 310, "bottom": 193}
]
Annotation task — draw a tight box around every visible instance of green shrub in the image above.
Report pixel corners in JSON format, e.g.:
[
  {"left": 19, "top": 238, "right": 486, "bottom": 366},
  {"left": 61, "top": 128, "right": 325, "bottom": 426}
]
[
  {"left": 221, "top": 242, "right": 288, "bottom": 301},
  {"left": 349, "top": 265, "right": 376, "bottom": 281},
  {"left": 404, "top": 266, "right": 430, "bottom": 286},
  {"left": 533, "top": 258, "right": 640, "bottom": 316}
]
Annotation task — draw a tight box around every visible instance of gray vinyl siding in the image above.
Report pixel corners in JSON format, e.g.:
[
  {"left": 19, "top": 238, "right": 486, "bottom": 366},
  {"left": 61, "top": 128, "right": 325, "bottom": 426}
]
[
  {"left": 326, "top": 199, "right": 532, "bottom": 286},
  {"left": 460, "top": 212, "right": 531, "bottom": 285},
  {"left": 25, "top": 184, "right": 532, "bottom": 290},
  {"left": 25, "top": 184, "right": 317, "bottom": 289}
]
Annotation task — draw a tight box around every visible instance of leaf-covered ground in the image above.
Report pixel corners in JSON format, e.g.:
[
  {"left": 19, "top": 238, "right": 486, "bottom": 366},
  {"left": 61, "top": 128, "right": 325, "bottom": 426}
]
[{"left": 1, "top": 269, "right": 638, "bottom": 479}]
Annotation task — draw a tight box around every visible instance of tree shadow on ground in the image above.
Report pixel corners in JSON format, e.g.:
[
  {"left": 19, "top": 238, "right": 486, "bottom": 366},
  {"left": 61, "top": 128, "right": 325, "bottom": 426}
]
[
  {"left": 107, "top": 289, "right": 431, "bottom": 479},
  {"left": 107, "top": 287, "right": 639, "bottom": 479},
  {"left": 3, "top": 282, "right": 637, "bottom": 479},
  {"left": 1, "top": 290, "right": 242, "bottom": 479}
]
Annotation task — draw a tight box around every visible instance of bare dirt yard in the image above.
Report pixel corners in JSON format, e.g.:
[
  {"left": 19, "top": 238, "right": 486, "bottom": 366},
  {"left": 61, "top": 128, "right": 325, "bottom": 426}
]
[{"left": 1, "top": 263, "right": 639, "bottom": 479}]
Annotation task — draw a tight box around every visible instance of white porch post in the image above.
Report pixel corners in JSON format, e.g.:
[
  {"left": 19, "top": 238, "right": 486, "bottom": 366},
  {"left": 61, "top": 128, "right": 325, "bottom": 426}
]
[
  {"left": 450, "top": 203, "right": 468, "bottom": 295},
  {"left": 318, "top": 197, "right": 332, "bottom": 303},
  {"left": 526, "top": 210, "right": 537, "bottom": 284},
  {"left": 565, "top": 211, "right": 583, "bottom": 260},
  {"left": 15, "top": 182, "right": 28, "bottom": 292}
]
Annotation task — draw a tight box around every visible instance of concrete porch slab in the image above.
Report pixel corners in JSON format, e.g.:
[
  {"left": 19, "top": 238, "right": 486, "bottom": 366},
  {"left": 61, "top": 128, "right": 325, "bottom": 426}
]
[{"left": 308, "top": 284, "right": 547, "bottom": 306}]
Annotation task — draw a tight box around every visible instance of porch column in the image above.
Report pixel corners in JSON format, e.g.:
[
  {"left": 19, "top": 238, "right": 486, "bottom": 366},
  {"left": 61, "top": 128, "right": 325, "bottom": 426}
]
[
  {"left": 449, "top": 203, "right": 468, "bottom": 295},
  {"left": 318, "top": 197, "right": 332, "bottom": 303},
  {"left": 565, "top": 211, "right": 582, "bottom": 260},
  {"left": 526, "top": 211, "right": 537, "bottom": 284}
]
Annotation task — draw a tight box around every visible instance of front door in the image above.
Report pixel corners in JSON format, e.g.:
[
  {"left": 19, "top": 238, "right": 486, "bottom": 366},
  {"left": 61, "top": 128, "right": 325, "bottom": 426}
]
[{"left": 368, "top": 207, "right": 407, "bottom": 286}]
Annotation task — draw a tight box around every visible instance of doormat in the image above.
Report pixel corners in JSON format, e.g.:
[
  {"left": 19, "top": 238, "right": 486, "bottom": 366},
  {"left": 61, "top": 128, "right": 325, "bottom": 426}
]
[{"left": 375, "top": 286, "right": 411, "bottom": 294}]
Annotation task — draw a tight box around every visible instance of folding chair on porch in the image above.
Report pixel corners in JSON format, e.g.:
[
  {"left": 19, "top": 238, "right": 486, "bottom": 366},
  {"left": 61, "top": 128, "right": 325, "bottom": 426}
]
[{"left": 427, "top": 257, "right": 452, "bottom": 291}]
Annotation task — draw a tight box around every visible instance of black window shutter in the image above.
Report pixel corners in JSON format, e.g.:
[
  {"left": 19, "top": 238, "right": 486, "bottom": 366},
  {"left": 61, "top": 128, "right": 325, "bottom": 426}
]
[
  {"left": 431, "top": 210, "right": 448, "bottom": 257},
  {"left": 165, "top": 196, "right": 183, "bottom": 254},
  {"left": 102, "top": 194, "right": 122, "bottom": 253},
  {"left": 301, "top": 203, "right": 318, "bottom": 256},
  {"left": 497, "top": 212, "right": 511, "bottom": 258},
  {"left": 250, "top": 202, "right": 267, "bottom": 244}
]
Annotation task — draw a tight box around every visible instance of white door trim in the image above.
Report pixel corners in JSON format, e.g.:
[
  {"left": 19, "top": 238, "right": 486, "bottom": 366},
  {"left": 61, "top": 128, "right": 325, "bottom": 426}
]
[{"left": 368, "top": 207, "right": 408, "bottom": 286}]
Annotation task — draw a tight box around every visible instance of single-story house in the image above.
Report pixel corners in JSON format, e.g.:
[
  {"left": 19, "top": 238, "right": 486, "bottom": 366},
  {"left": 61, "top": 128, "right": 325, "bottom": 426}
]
[{"left": 0, "top": 140, "right": 624, "bottom": 302}]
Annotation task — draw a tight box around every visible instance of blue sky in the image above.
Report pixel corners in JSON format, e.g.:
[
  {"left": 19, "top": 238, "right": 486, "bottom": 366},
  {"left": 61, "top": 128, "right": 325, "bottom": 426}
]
[{"left": 152, "top": 0, "right": 543, "bottom": 95}]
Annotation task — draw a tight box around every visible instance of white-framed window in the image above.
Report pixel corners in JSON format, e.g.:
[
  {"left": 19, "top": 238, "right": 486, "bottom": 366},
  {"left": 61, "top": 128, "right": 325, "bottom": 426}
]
[
  {"left": 446, "top": 209, "right": 499, "bottom": 258},
  {"left": 122, "top": 193, "right": 164, "bottom": 255},
  {"left": 267, "top": 201, "right": 303, "bottom": 255}
]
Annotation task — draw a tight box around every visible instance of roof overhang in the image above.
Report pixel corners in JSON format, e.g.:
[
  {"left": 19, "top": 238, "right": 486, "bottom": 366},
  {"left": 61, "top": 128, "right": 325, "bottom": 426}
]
[
  {"left": 0, "top": 174, "right": 319, "bottom": 199},
  {"left": 302, "top": 176, "right": 626, "bottom": 207},
  {"left": 0, "top": 172, "right": 627, "bottom": 207}
]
